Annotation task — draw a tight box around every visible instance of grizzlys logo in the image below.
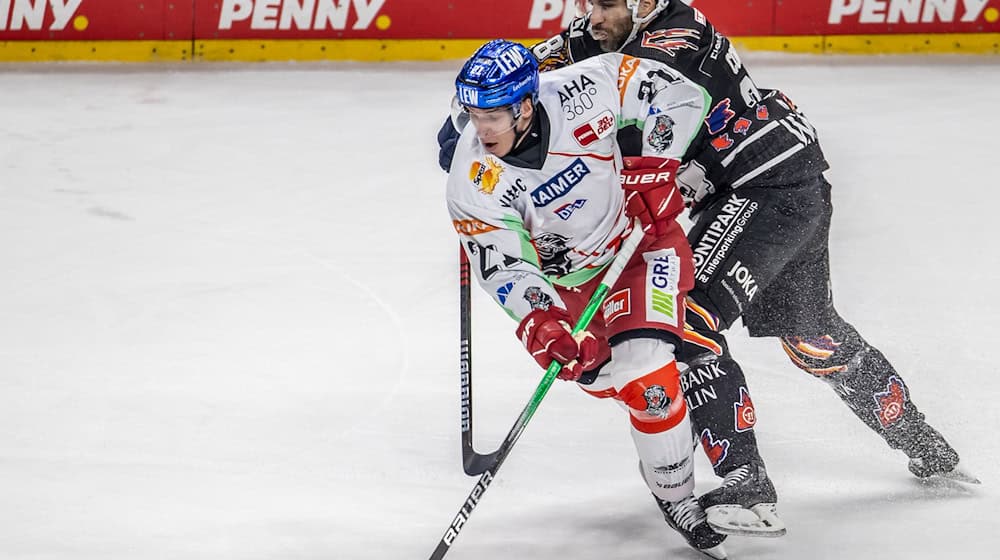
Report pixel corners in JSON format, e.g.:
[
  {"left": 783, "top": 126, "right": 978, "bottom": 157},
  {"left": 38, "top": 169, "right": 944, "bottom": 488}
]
[
  {"left": 643, "top": 385, "right": 671, "bottom": 417},
  {"left": 700, "top": 428, "right": 730, "bottom": 468},
  {"left": 522, "top": 286, "right": 553, "bottom": 311},
  {"left": 533, "top": 232, "right": 573, "bottom": 276},
  {"left": 640, "top": 28, "right": 701, "bottom": 56},
  {"left": 647, "top": 114, "right": 676, "bottom": 153},
  {"left": 874, "top": 376, "right": 909, "bottom": 429},
  {"left": 734, "top": 386, "right": 756, "bottom": 432}
]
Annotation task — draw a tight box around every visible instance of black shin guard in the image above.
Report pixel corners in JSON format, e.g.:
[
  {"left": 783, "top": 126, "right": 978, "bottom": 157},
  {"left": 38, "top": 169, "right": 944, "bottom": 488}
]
[
  {"left": 779, "top": 312, "right": 935, "bottom": 457},
  {"left": 681, "top": 300, "right": 765, "bottom": 478}
]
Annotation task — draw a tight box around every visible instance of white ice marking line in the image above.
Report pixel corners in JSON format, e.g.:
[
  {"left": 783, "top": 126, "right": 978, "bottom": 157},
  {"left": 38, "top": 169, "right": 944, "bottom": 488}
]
[{"left": 300, "top": 249, "right": 411, "bottom": 428}]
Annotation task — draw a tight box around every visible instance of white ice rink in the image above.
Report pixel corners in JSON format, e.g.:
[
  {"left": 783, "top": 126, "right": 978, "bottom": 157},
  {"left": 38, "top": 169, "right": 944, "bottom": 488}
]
[{"left": 1, "top": 53, "right": 999, "bottom": 559}]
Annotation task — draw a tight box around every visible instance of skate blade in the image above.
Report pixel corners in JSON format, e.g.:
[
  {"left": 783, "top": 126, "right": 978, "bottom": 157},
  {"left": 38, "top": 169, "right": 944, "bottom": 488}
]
[
  {"left": 924, "top": 464, "right": 981, "bottom": 485},
  {"left": 705, "top": 503, "right": 787, "bottom": 538},
  {"left": 696, "top": 543, "right": 727, "bottom": 560}
]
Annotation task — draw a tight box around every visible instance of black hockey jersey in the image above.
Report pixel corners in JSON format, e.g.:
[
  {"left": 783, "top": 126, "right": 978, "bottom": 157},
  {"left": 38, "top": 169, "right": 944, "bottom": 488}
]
[{"left": 531, "top": 2, "right": 830, "bottom": 214}]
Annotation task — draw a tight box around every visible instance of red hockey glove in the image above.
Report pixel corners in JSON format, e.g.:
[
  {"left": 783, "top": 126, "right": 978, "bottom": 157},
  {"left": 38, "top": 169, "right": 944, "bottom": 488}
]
[
  {"left": 620, "top": 156, "right": 684, "bottom": 236},
  {"left": 515, "top": 307, "right": 599, "bottom": 381}
]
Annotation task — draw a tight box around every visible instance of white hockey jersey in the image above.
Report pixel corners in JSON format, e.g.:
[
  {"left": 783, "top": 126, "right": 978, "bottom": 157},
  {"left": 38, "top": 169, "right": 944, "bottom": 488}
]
[{"left": 447, "top": 53, "right": 709, "bottom": 322}]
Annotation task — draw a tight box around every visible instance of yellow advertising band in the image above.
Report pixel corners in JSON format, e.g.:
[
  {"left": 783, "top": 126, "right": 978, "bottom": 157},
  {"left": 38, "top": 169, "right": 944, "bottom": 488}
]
[{"left": 2, "top": 34, "right": 999, "bottom": 63}]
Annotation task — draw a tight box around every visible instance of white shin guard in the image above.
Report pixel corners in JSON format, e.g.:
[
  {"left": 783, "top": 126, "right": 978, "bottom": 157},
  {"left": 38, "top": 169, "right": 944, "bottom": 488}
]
[{"left": 634, "top": 409, "right": 695, "bottom": 502}]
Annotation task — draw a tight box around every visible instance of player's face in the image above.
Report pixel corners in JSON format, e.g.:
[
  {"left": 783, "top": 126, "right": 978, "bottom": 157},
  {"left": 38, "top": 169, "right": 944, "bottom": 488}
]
[
  {"left": 588, "top": 0, "right": 634, "bottom": 51},
  {"left": 466, "top": 101, "right": 531, "bottom": 157}
]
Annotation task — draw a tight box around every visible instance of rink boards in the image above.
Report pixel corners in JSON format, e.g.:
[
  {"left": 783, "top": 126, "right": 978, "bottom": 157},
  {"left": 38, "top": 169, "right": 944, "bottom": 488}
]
[{"left": 1, "top": 0, "right": 999, "bottom": 61}]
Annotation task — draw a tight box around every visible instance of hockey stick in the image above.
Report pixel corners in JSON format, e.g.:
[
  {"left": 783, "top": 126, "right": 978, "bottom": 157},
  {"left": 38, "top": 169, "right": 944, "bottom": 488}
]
[
  {"left": 458, "top": 247, "right": 502, "bottom": 475},
  {"left": 429, "top": 221, "right": 646, "bottom": 560}
]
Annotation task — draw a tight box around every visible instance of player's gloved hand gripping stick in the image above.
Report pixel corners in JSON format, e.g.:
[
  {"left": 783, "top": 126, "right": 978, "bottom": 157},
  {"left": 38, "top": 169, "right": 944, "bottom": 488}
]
[{"left": 429, "top": 220, "right": 647, "bottom": 560}]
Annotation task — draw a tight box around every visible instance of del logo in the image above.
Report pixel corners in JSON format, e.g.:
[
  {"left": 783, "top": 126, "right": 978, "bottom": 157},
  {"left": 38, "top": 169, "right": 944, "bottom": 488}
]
[
  {"left": 469, "top": 157, "right": 504, "bottom": 194},
  {"left": 829, "top": 0, "right": 993, "bottom": 25},
  {"left": 218, "top": 0, "right": 386, "bottom": 31},
  {"left": 602, "top": 288, "right": 631, "bottom": 324},
  {"left": 0, "top": 0, "right": 82, "bottom": 31},
  {"left": 700, "top": 428, "right": 730, "bottom": 468},
  {"left": 573, "top": 109, "right": 617, "bottom": 147},
  {"left": 530, "top": 158, "right": 590, "bottom": 207},
  {"left": 873, "top": 376, "right": 908, "bottom": 429},
  {"left": 555, "top": 199, "right": 586, "bottom": 220},
  {"left": 734, "top": 386, "right": 756, "bottom": 432}
]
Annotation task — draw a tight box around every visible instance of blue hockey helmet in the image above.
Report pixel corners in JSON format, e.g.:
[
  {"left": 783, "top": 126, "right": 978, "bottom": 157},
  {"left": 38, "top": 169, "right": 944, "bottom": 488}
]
[{"left": 455, "top": 39, "right": 539, "bottom": 115}]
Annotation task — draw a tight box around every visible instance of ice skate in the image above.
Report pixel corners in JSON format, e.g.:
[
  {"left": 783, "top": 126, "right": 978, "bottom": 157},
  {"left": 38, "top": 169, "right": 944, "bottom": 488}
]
[
  {"left": 699, "top": 461, "right": 786, "bottom": 537},
  {"left": 904, "top": 424, "right": 980, "bottom": 484},
  {"left": 654, "top": 494, "right": 728, "bottom": 560}
]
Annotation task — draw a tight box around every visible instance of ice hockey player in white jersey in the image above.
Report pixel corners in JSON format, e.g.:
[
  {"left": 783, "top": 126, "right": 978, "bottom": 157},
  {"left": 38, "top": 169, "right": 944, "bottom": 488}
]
[{"left": 446, "top": 39, "right": 729, "bottom": 558}]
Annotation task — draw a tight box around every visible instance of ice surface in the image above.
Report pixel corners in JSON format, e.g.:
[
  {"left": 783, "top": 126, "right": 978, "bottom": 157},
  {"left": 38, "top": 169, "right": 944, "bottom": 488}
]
[{"left": 1, "top": 54, "right": 998, "bottom": 559}]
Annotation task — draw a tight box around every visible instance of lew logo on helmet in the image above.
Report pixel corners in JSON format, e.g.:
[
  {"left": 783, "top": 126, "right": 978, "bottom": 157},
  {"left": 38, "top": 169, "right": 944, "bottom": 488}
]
[
  {"left": 495, "top": 47, "right": 527, "bottom": 74},
  {"left": 457, "top": 85, "right": 479, "bottom": 106}
]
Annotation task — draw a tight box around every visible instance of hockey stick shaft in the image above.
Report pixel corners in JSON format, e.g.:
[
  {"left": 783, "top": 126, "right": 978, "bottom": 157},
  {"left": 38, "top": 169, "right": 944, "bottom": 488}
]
[
  {"left": 429, "top": 221, "right": 645, "bottom": 560},
  {"left": 458, "top": 248, "right": 493, "bottom": 474}
]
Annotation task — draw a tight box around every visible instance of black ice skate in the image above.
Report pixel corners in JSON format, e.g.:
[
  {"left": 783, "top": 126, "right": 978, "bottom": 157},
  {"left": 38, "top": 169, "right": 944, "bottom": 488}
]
[
  {"left": 654, "top": 494, "right": 728, "bottom": 560},
  {"left": 902, "top": 423, "right": 980, "bottom": 484},
  {"left": 698, "top": 461, "right": 787, "bottom": 537}
]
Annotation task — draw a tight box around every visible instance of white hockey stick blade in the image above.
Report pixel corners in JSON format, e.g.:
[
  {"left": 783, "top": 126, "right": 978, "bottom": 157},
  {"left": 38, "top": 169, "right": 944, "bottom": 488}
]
[{"left": 705, "top": 503, "right": 787, "bottom": 538}]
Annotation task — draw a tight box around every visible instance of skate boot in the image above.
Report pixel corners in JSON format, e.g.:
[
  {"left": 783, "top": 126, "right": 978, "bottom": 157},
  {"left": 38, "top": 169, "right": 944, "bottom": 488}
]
[
  {"left": 654, "top": 494, "right": 728, "bottom": 560},
  {"left": 901, "top": 423, "right": 979, "bottom": 484},
  {"left": 699, "top": 460, "right": 786, "bottom": 537}
]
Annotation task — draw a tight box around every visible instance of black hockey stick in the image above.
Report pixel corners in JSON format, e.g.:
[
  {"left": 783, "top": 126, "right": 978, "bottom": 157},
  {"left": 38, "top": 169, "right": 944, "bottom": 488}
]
[
  {"left": 458, "top": 247, "right": 502, "bottom": 476},
  {"left": 429, "top": 222, "right": 646, "bottom": 560}
]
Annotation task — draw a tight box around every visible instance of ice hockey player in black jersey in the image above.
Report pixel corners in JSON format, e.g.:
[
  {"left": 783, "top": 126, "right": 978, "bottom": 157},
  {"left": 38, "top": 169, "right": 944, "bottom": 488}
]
[{"left": 437, "top": 0, "right": 979, "bottom": 546}]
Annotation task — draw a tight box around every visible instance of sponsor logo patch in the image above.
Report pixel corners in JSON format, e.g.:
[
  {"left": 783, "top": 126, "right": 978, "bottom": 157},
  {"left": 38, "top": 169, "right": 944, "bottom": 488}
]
[
  {"left": 572, "top": 110, "right": 617, "bottom": 147},
  {"left": 705, "top": 98, "right": 736, "bottom": 135},
  {"left": 531, "top": 158, "right": 591, "bottom": 207},
  {"left": 700, "top": 428, "right": 730, "bottom": 468},
  {"left": 733, "top": 118, "right": 752, "bottom": 135},
  {"left": 469, "top": 157, "right": 504, "bottom": 194},
  {"left": 874, "top": 376, "right": 908, "bottom": 429},
  {"left": 645, "top": 249, "right": 680, "bottom": 326},
  {"left": 453, "top": 219, "right": 498, "bottom": 236},
  {"left": 734, "top": 386, "right": 756, "bottom": 432},
  {"left": 710, "top": 133, "right": 734, "bottom": 152},
  {"left": 602, "top": 288, "right": 631, "bottom": 324},
  {"left": 555, "top": 199, "right": 587, "bottom": 220}
]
